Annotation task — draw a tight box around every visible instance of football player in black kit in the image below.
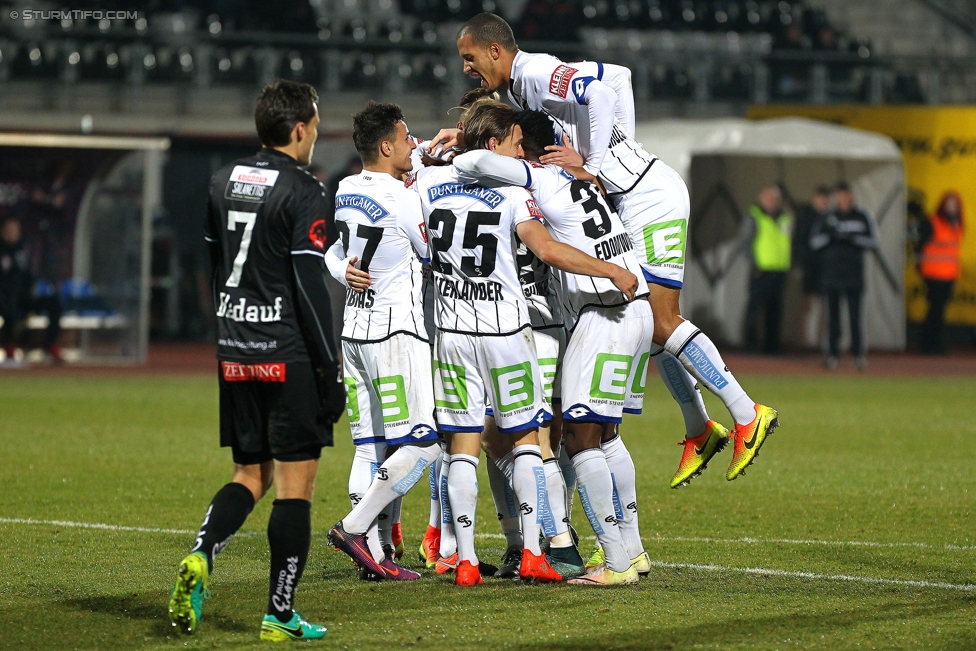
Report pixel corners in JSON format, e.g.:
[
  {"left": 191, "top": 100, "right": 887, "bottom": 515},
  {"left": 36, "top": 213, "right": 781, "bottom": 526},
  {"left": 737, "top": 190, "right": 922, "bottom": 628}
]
[{"left": 168, "top": 80, "right": 345, "bottom": 642}]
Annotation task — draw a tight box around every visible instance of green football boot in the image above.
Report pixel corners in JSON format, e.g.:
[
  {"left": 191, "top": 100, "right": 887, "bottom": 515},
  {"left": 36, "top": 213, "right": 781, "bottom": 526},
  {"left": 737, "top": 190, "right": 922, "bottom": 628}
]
[
  {"left": 584, "top": 544, "right": 605, "bottom": 570},
  {"left": 168, "top": 551, "right": 209, "bottom": 634},
  {"left": 260, "top": 611, "right": 327, "bottom": 641}
]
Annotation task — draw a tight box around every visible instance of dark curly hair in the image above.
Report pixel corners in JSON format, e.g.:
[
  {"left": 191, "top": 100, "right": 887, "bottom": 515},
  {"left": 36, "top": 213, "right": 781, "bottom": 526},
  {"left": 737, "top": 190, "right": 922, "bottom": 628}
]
[
  {"left": 352, "top": 101, "right": 404, "bottom": 165},
  {"left": 517, "top": 110, "right": 555, "bottom": 160}
]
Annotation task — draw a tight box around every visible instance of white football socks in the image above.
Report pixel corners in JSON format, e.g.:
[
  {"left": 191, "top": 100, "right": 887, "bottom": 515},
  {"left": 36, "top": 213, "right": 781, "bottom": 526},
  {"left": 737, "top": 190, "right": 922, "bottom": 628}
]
[
  {"left": 347, "top": 443, "right": 386, "bottom": 562},
  {"left": 665, "top": 320, "right": 756, "bottom": 426},
  {"left": 438, "top": 452, "right": 457, "bottom": 558},
  {"left": 487, "top": 456, "right": 522, "bottom": 549},
  {"left": 447, "top": 453, "right": 480, "bottom": 564},
  {"left": 512, "top": 444, "right": 553, "bottom": 556},
  {"left": 572, "top": 448, "right": 631, "bottom": 572},
  {"left": 427, "top": 452, "right": 441, "bottom": 529},
  {"left": 602, "top": 435, "right": 643, "bottom": 560},
  {"left": 651, "top": 344, "right": 710, "bottom": 438},
  {"left": 342, "top": 443, "right": 439, "bottom": 536},
  {"left": 544, "top": 458, "right": 574, "bottom": 547}
]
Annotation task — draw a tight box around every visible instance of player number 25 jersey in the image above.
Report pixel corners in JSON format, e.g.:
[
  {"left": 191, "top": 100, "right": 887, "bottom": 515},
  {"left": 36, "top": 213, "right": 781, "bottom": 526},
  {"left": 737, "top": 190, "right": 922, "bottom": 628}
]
[{"left": 414, "top": 165, "right": 540, "bottom": 335}]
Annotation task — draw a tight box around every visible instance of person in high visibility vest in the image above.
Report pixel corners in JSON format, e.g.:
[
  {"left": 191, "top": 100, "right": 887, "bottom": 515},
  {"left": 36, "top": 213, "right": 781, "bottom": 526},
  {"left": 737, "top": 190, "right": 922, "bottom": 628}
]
[
  {"left": 918, "top": 191, "right": 963, "bottom": 355},
  {"left": 810, "top": 182, "right": 878, "bottom": 370},
  {"left": 739, "top": 185, "right": 793, "bottom": 354}
]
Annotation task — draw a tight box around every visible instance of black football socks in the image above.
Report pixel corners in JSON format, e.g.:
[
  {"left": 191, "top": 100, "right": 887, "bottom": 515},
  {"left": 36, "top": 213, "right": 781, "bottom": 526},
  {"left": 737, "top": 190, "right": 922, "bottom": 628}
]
[
  {"left": 267, "top": 499, "right": 312, "bottom": 624},
  {"left": 194, "top": 482, "right": 255, "bottom": 572}
]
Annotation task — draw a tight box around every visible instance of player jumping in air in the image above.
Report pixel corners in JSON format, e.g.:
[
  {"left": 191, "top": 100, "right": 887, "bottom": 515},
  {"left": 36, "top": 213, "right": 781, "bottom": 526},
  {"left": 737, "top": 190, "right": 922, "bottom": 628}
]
[
  {"left": 439, "top": 13, "right": 779, "bottom": 488},
  {"left": 324, "top": 102, "right": 441, "bottom": 581},
  {"left": 168, "top": 80, "right": 344, "bottom": 641},
  {"left": 415, "top": 103, "right": 638, "bottom": 586}
]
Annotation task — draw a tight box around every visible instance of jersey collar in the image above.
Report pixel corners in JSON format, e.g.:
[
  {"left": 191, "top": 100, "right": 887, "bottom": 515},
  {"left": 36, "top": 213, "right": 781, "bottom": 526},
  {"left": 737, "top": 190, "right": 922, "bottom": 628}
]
[
  {"left": 257, "top": 148, "right": 298, "bottom": 165},
  {"left": 509, "top": 50, "right": 528, "bottom": 108}
]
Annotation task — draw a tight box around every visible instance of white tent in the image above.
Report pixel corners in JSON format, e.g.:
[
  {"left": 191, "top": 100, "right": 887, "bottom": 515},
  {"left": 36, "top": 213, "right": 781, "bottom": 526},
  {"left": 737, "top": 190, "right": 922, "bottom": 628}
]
[{"left": 634, "top": 117, "right": 906, "bottom": 351}]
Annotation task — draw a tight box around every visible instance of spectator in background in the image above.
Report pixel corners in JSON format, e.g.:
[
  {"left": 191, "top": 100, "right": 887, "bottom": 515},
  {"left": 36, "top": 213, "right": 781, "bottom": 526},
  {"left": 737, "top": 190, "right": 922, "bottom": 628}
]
[
  {"left": 740, "top": 185, "right": 792, "bottom": 354},
  {"left": 325, "top": 155, "right": 364, "bottom": 208},
  {"left": 810, "top": 182, "right": 877, "bottom": 370},
  {"left": 917, "top": 191, "right": 964, "bottom": 355},
  {"left": 0, "top": 216, "right": 61, "bottom": 364},
  {"left": 794, "top": 186, "right": 830, "bottom": 347}
]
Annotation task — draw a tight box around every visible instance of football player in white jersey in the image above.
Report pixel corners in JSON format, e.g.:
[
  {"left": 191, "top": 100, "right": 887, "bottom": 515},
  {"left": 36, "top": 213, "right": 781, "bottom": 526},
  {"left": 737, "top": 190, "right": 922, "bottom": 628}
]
[
  {"left": 413, "top": 103, "right": 638, "bottom": 586},
  {"left": 324, "top": 102, "right": 441, "bottom": 581},
  {"left": 444, "top": 13, "right": 779, "bottom": 489},
  {"left": 454, "top": 108, "right": 653, "bottom": 585}
]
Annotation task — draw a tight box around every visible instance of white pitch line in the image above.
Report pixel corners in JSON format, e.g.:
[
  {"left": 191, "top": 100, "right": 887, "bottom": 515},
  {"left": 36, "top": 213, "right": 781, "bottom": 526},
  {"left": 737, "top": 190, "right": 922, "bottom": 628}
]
[
  {"left": 0, "top": 517, "right": 198, "bottom": 535},
  {"left": 641, "top": 534, "right": 976, "bottom": 552},
  {"left": 3, "top": 518, "right": 972, "bottom": 552},
  {"left": 3, "top": 517, "right": 973, "bottom": 592},
  {"left": 648, "top": 560, "right": 976, "bottom": 593}
]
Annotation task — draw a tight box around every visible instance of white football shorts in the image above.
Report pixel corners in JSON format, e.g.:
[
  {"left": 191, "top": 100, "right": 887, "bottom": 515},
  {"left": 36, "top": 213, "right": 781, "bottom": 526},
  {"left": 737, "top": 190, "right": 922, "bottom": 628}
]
[
  {"left": 561, "top": 300, "right": 654, "bottom": 424},
  {"left": 342, "top": 333, "right": 438, "bottom": 446},
  {"left": 613, "top": 159, "right": 690, "bottom": 289},
  {"left": 433, "top": 327, "right": 550, "bottom": 435}
]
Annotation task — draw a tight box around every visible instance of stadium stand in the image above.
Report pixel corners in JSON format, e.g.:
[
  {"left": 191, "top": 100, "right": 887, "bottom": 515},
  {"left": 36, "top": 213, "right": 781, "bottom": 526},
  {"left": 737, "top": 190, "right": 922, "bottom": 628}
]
[{"left": 0, "top": 0, "right": 973, "bottom": 109}]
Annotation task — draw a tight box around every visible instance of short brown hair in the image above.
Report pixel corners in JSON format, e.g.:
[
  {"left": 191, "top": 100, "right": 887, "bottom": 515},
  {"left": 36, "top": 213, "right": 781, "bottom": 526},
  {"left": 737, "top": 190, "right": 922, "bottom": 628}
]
[
  {"left": 457, "top": 13, "right": 517, "bottom": 51},
  {"left": 254, "top": 80, "right": 318, "bottom": 147},
  {"left": 352, "top": 101, "right": 404, "bottom": 165},
  {"left": 463, "top": 103, "right": 519, "bottom": 151}
]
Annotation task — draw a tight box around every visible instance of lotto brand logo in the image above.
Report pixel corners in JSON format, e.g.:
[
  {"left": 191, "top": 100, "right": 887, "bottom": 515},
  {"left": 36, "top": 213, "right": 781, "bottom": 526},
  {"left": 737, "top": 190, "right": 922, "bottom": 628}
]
[
  {"left": 335, "top": 194, "right": 389, "bottom": 222},
  {"left": 643, "top": 219, "right": 687, "bottom": 265},
  {"left": 549, "top": 64, "right": 578, "bottom": 98},
  {"left": 411, "top": 425, "right": 433, "bottom": 439},
  {"left": 221, "top": 361, "right": 286, "bottom": 382},
  {"left": 567, "top": 406, "right": 590, "bottom": 420}
]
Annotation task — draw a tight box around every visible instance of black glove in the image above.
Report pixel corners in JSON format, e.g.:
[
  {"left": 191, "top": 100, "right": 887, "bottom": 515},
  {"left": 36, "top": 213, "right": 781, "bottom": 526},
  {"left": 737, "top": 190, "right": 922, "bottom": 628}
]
[{"left": 313, "top": 358, "right": 346, "bottom": 425}]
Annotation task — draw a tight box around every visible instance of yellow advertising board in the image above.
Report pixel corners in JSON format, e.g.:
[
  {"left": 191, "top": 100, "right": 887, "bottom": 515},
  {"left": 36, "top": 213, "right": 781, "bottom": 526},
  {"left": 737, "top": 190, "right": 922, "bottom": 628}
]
[{"left": 749, "top": 105, "right": 976, "bottom": 325}]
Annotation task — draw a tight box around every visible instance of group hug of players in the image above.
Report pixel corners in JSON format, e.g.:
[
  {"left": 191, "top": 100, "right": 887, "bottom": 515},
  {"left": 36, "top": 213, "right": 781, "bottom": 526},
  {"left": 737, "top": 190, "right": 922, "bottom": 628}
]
[{"left": 168, "top": 12, "right": 779, "bottom": 642}]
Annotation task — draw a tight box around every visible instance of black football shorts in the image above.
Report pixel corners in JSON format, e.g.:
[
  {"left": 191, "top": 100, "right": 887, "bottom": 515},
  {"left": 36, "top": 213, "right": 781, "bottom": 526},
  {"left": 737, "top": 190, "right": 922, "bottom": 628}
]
[{"left": 218, "top": 360, "right": 333, "bottom": 464}]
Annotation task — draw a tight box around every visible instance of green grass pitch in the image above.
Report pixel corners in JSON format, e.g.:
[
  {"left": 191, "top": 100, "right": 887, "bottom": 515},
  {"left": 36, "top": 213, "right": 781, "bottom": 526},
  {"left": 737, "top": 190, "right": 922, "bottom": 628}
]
[{"left": 0, "top": 373, "right": 974, "bottom": 650}]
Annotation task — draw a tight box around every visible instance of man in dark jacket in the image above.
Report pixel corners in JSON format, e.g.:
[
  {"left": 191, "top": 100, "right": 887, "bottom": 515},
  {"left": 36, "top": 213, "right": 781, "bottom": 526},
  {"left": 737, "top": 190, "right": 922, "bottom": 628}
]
[
  {"left": 0, "top": 216, "right": 62, "bottom": 363},
  {"left": 794, "top": 187, "right": 830, "bottom": 347},
  {"left": 810, "top": 182, "right": 877, "bottom": 370}
]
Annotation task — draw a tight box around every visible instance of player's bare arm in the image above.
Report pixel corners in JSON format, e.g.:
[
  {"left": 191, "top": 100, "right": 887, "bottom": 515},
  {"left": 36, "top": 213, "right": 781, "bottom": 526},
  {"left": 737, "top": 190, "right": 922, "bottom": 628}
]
[{"left": 515, "top": 219, "right": 638, "bottom": 300}]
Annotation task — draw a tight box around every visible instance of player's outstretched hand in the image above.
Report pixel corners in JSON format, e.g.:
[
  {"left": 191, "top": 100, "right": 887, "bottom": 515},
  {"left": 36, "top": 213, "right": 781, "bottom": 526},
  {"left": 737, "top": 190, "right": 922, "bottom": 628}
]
[
  {"left": 427, "top": 128, "right": 464, "bottom": 153},
  {"left": 540, "top": 135, "right": 596, "bottom": 182},
  {"left": 611, "top": 267, "right": 639, "bottom": 301},
  {"left": 346, "top": 256, "right": 371, "bottom": 291}
]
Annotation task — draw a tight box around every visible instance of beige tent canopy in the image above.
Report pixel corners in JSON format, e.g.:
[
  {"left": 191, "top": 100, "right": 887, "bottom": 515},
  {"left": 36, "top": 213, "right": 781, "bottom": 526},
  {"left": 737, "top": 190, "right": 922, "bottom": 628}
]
[{"left": 634, "top": 117, "right": 906, "bottom": 351}]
